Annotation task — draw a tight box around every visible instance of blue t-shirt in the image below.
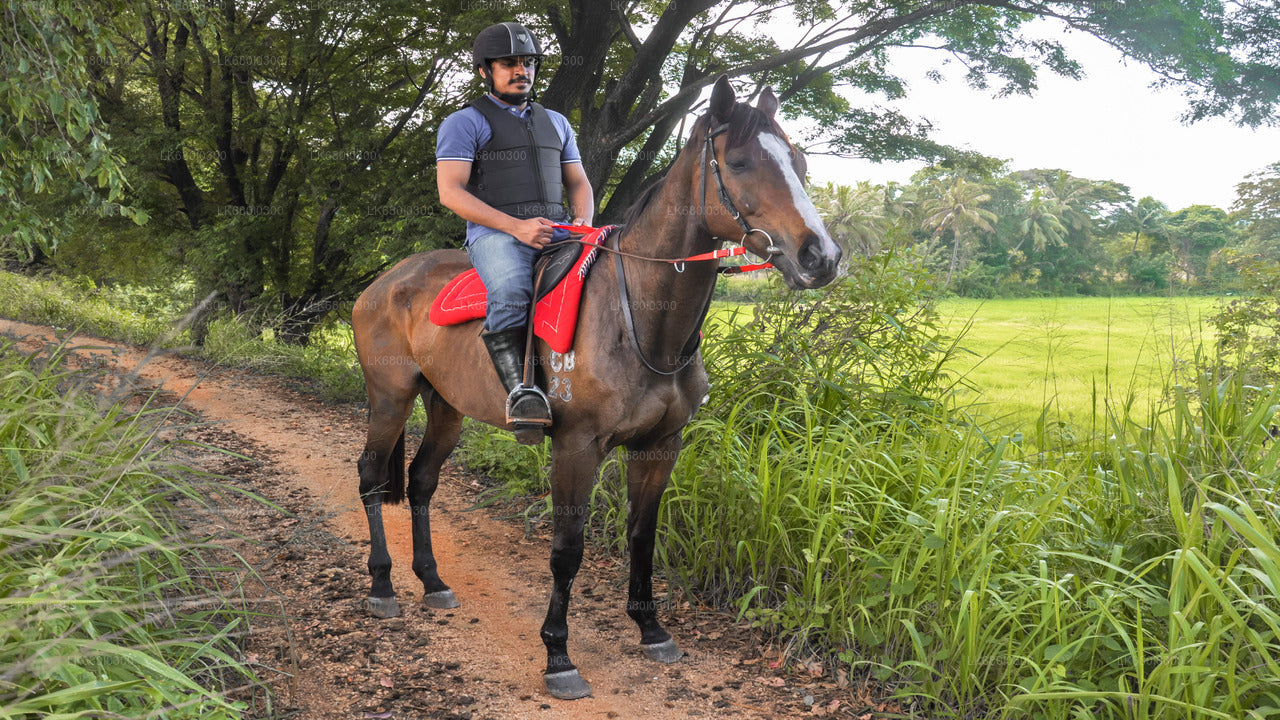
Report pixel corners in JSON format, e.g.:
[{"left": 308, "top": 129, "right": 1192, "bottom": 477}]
[{"left": 436, "top": 95, "right": 582, "bottom": 244}]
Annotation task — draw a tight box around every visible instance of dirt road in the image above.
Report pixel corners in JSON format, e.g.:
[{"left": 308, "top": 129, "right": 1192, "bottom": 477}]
[{"left": 1, "top": 318, "right": 867, "bottom": 719}]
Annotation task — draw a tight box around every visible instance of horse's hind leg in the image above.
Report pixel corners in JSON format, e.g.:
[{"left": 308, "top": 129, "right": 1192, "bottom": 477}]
[
  {"left": 357, "top": 377, "right": 418, "bottom": 619},
  {"left": 625, "top": 433, "right": 683, "bottom": 663},
  {"left": 408, "top": 387, "right": 463, "bottom": 609}
]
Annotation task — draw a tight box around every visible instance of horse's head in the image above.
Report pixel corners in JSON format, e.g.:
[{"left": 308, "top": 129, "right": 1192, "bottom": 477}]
[{"left": 693, "top": 76, "right": 842, "bottom": 289}]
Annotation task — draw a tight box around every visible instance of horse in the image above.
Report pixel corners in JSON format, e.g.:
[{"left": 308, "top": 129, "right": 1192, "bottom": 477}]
[{"left": 350, "top": 75, "right": 842, "bottom": 700}]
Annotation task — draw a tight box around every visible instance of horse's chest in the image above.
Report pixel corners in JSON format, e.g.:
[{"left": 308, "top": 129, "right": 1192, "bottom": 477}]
[{"left": 544, "top": 346, "right": 708, "bottom": 438}]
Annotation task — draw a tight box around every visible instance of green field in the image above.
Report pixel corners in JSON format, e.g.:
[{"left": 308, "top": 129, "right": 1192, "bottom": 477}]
[{"left": 937, "top": 296, "right": 1219, "bottom": 430}]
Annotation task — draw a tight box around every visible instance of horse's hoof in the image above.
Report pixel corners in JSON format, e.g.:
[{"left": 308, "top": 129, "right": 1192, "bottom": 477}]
[
  {"left": 423, "top": 589, "right": 460, "bottom": 609},
  {"left": 363, "top": 595, "right": 400, "bottom": 618},
  {"left": 544, "top": 669, "right": 592, "bottom": 700},
  {"left": 641, "top": 638, "right": 683, "bottom": 664}
]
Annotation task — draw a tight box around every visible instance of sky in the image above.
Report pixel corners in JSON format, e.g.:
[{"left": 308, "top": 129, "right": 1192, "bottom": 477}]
[{"left": 779, "top": 18, "right": 1280, "bottom": 211}]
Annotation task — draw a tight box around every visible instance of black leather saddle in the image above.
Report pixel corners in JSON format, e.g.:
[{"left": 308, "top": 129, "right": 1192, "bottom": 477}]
[{"left": 533, "top": 239, "right": 588, "bottom": 302}]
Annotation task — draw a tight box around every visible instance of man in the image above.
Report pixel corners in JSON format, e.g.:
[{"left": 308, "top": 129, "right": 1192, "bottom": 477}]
[{"left": 436, "top": 21, "right": 594, "bottom": 443}]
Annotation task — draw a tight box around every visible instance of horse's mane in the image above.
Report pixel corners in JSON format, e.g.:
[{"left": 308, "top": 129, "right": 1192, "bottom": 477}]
[{"left": 618, "top": 101, "right": 777, "bottom": 229}]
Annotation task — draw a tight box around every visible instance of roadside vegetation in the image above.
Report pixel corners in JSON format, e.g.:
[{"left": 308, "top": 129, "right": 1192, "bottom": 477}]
[
  {"left": 3, "top": 233, "right": 1279, "bottom": 717},
  {"left": 7, "top": 2, "right": 1280, "bottom": 716},
  {"left": 0, "top": 340, "right": 271, "bottom": 719}
]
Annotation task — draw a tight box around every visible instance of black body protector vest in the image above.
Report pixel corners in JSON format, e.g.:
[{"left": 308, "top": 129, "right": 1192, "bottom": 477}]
[{"left": 465, "top": 96, "right": 568, "bottom": 222}]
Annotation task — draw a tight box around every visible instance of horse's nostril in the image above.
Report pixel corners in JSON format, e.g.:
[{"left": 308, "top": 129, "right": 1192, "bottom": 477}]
[{"left": 799, "top": 235, "right": 825, "bottom": 271}]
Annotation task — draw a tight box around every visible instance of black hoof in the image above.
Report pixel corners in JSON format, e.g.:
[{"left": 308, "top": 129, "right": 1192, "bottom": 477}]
[
  {"left": 364, "top": 595, "right": 400, "bottom": 618},
  {"left": 544, "top": 669, "right": 592, "bottom": 700},
  {"left": 641, "top": 638, "right": 683, "bottom": 664},
  {"left": 423, "top": 589, "right": 460, "bottom": 609}
]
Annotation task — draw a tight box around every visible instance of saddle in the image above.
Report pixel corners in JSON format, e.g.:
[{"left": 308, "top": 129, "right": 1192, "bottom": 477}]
[{"left": 429, "top": 226, "right": 614, "bottom": 353}]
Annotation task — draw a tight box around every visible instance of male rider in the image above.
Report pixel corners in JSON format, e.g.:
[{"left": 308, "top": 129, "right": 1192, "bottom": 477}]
[{"left": 435, "top": 22, "right": 594, "bottom": 443}]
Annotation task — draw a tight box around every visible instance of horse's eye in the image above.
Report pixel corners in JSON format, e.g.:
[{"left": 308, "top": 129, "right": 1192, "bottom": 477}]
[{"left": 727, "top": 158, "right": 749, "bottom": 171}]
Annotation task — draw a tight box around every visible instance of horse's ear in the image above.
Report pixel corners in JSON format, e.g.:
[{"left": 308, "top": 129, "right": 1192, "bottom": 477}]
[
  {"left": 756, "top": 87, "right": 778, "bottom": 119},
  {"left": 709, "top": 75, "right": 735, "bottom": 123}
]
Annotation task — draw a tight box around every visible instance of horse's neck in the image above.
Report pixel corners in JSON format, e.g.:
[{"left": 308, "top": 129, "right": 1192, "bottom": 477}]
[{"left": 614, "top": 163, "right": 720, "bottom": 368}]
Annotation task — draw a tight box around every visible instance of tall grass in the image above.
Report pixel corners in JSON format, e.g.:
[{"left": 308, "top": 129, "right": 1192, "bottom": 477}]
[
  {"left": 654, "top": 286, "right": 1280, "bottom": 718},
  {"left": 0, "top": 340, "right": 266, "bottom": 719},
  {"left": 5, "top": 266, "right": 1276, "bottom": 716}
]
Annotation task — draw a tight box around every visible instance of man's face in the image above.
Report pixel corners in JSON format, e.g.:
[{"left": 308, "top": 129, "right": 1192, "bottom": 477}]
[{"left": 483, "top": 56, "right": 536, "bottom": 101}]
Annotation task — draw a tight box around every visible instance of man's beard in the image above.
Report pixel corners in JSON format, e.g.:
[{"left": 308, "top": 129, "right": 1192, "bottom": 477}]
[{"left": 487, "top": 76, "right": 530, "bottom": 105}]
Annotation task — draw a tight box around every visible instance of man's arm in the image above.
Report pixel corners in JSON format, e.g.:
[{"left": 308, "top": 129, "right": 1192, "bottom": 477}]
[
  {"left": 562, "top": 162, "right": 594, "bottom": 227},
  {"left": 437, "top": 160, "right": 556, "bottom": 248}
]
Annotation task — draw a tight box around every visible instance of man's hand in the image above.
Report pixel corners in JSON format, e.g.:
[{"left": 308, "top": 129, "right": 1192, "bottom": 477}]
[{"left": 511, "top": 217, "right": 556, "bottom": 249}]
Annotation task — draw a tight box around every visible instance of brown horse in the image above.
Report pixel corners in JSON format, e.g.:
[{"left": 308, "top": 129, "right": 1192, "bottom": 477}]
[{"left": 351, "top": 76, "right": 841, "bottom": 700}]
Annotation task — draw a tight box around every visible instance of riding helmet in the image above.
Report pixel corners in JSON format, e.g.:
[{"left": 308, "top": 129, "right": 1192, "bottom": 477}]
[{"left": 472, "top": 22, "right": 544, "bottom": 70}]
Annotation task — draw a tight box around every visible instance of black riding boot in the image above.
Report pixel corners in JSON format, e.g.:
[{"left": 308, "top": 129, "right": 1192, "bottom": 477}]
[{"left": 481, "top": 327, "right": 551, "bottom": 445}]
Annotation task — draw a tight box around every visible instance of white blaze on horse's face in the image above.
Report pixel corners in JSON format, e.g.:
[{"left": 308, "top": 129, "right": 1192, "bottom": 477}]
[{"left": 755, "top": 131, "right": 842, "bottom": 279}]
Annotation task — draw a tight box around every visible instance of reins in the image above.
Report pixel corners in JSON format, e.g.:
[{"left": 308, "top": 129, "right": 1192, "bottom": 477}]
[{"left": 551, "top": 119, "right": 780, "bottom": 375}]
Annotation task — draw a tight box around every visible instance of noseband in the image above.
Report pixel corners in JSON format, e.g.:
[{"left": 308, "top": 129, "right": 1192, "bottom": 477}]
[{"left": 700, "top": 121, "right": 784, "bottom": 256}]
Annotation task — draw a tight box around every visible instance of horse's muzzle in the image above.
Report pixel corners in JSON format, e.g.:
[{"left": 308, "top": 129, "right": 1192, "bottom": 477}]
[{"left": 790, "top": 233, "right": 841, "bottom": 288}]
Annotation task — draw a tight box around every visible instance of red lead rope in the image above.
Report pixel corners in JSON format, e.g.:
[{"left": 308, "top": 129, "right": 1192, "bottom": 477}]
[{"left": 552, "top": 224, "right": 774, "bottom": 273}]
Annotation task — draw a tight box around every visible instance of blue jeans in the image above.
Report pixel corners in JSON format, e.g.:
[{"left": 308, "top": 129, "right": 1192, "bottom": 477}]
[{"left": 467, "top": 229, "right": 569, "bottom": 332}]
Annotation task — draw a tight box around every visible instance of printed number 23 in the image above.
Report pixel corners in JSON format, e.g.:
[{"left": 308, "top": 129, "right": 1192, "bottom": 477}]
[{"left": 548, "top": 377, "right": 572, "bottom": 403}]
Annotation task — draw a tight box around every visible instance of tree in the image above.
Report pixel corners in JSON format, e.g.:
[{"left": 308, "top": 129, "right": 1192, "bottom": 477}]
[
  {"left": 86, "top": 0, "right": 463, "bottom": 341},
  {"left": 1017, "top": 188, "right": 1068, "bottom": 254},
  {"left": 1232, "top": 161, "right": 1280, "bottom": 258},
  {"left": 919, "top": 176, "right": 997, "bottom": 286},
  {"left": 1165, "top": 205, "right": 1236, "bottom": 285},
  {"left": 0, "top": 0, "right": 149, "bottom": 259},
  {"left": 1113, "top": 196, "right": 1171, "bottom": 253},
  {"left": 812, "top": 182, "right": 887, "bottom": 259}
]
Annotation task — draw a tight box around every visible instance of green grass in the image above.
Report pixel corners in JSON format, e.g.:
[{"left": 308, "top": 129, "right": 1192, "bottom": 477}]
[
  {"left": 4, "top": 267, "right": 1276, "bottom": 718},
  {"left": 0, "top": 339, "right": 269, "bottom": 718},
  {"left": 937, "top": 296, "right": 1216, "bottom": 432},
  {"left": 658, "top": 298, "right": 1280, "bottom": 719},
  {"left": 0, "top": 270, "right": 366, "bottom": 401}
]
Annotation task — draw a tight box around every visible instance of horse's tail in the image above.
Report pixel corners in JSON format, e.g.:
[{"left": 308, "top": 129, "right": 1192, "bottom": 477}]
[{"left": 386, "top": 429, "right": 407, "bottom": 505}]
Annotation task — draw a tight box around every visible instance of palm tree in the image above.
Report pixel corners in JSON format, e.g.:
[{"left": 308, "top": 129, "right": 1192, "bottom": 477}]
[
  {"left": 813, "top": 181, "right": 887, "bottom": 259},
  {"left": 1121, "top": 196, "right": 1170, "bottom": 252},
  {"left": 919, "top": 176, "right": 998, "bottom": 286},
  {"left": 1017, "top": 188, "right": 1068, "bottom": 253}
]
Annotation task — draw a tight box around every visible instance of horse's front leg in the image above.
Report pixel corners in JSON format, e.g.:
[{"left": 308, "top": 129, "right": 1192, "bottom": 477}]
[
  {"left": 540, "top": 440, "right": 603, "bottom": 700},
  {"left": 625, "top": 432, "right": 683, "bottom": 663}
]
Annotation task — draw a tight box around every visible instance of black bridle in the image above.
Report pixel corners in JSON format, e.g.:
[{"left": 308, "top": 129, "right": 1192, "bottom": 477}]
[
  {"left": 700, "top": 121, "right": 783, "bottom": 254},
  {"left": 613, "top": 119, "right": 782, "bottom": 376}
]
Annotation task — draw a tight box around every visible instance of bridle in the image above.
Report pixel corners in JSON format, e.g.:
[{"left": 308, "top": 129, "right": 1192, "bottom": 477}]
[
  {"left": 611, "top": 117, "right": 784, "bottom": 376},
  {"left": 698, "top": 120, "right": 783, "bottom": 256}
]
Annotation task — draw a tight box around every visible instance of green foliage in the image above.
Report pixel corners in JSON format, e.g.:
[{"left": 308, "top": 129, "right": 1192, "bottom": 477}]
[
  {"left": 0, "top": 269, "right": 180, "bottom": 346},
  {"left": 0, "top": 341, "right": 266, "bottom": 718},
  {"left": 1209, "top": 254, "right": 1280, "bottom": 386},
  {"left": 1232, "top": 161, "right": 1280, "bottom": 258},
  {"left": 0, "top": 269, "right": 366, "bottom": 401},
  {"left": 454, "top": 418, "right": 551, "bottom": 499},
  {"left": 0, "top": 0, "right": 149, "bottom": 258},
  {"left": 662, "top": 314, "right": 1280, "bottom": 718}
]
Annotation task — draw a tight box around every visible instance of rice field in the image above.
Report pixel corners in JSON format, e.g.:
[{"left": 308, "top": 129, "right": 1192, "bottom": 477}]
[{"left": 936, "top": 296, "right": 1219, "bottom": 431}]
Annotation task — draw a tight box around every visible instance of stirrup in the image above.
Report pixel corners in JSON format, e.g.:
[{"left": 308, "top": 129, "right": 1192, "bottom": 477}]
[{"left": 506, "top": 383, "right": 553, "bottom": 427}]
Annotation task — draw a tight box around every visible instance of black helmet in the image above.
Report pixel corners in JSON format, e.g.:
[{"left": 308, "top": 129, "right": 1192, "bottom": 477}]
[{"left": 472, "top": 22, "right": 543, "bottom": 70}]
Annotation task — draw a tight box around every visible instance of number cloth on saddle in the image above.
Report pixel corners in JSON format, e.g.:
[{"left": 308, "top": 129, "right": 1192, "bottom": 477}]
[{"left": 428, "top": 225, "right": 614, "bottom": 353}]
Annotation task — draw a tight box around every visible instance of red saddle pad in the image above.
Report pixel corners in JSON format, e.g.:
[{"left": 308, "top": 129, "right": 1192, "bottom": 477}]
[{"left": 428, "top": 226, "right": 612, "bottom": 353}]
